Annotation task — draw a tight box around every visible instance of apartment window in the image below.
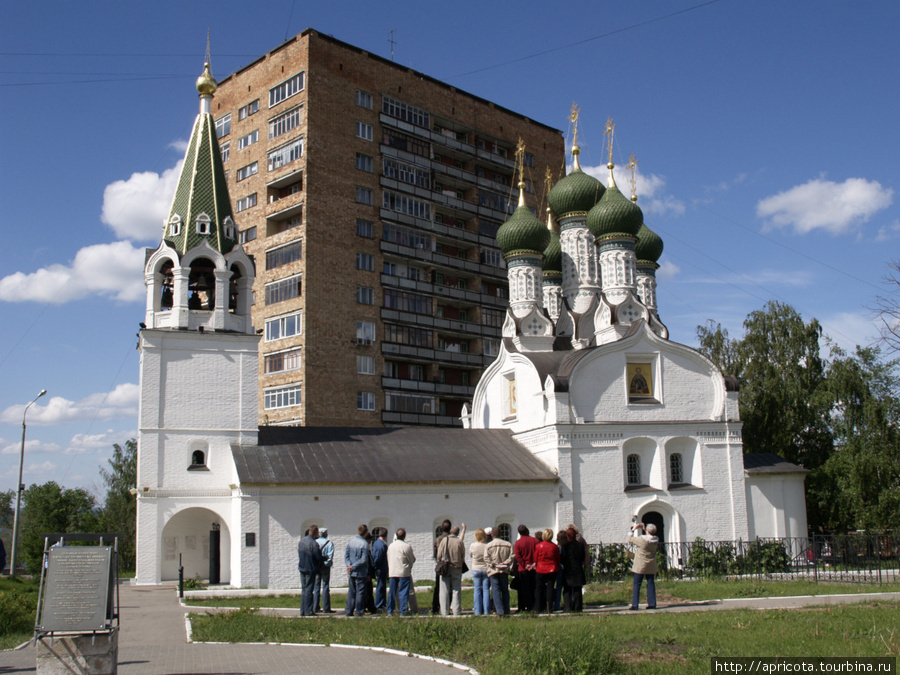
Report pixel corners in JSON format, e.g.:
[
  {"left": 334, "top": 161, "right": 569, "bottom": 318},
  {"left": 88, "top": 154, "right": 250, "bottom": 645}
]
[
  {"left": 264, "top": 347, "right": 302, "bottom": 374},
  {"left": 483, "top": 339, "right": 500, "bottom": 357},
  {"left": 383, "top": 157, "right": 431, "bottom": 189},
  {"left": 356, "top": 321, "right": 376, "bottom": 343},
  {"left": 356, "top": 153, "right": 374, "bottom": 173},
  {"left": 384, "top": 361, "right": 399, "bottom": 378},
  {"left": 266, "top": 240, "right": 303, "bottom": 270},
  {"left": 269, "top": 213, "right": 302, "bottom": 236},
  {"left": 265, "top": 311, "right": 302, "bottom": 341},
  {"left": 357, "top": 391, "right": 375, "bottom": 411},
  {"left": 238, "top": 227, "right": 257, "bottom": 244},
  {"left": 356, "top": 187, "right": 373, "bottom": 205},
  {"left": 480, "top": 188, "right": 512, "bottom": 214},
  {"left": 356, "top": 286, "right": 374, "bottom": 305},
  {"left": 356, "top": 89, "right": 373, "bottom": 109},
  {"left": 237, "top": 129, "right": 259, "bottom": 150},
  {"left": 482, "top": 308, "right": 505, "bottom": 328},
  {"left": 278, "top": 179, "right": 303, "bottom": 198},
  {"left": 265, "top": 274, "right": 302, "bottom": 305},
  {"left": 383, "top": 262, "right": 396, "bottom": 276},
  {"left": 215, "top": 113, "right": 231, "bottom": 138},
  {"left": 265, "top": 384, "right": 302, "bottom": 410},
  {"left": 384, "top": 289, "right": 430, "bottom": 315},
  {"left": 356, "top": 219, "right": 373, "bottom": 238},
  {"left": 235, "top": 193, "right": 257, "bottom": 212},
  {"left": 383, "top": 191, "right": 431, "bottom": 220},
  {"left": 480, "top": 248, "right": 503, "bottom": 267},
  {"left": 627, "top": 454, "right": 642, "bottom": 486},
  {"left": 357, "top": 355, "right": 375, "bottom": 375},
  {"left": 220, "top": 141, "right": 230, "bottom": 163},
  {"left": 268, "top": 138, "right": 303, "bottom": 171},
  {"left": 408, "top": 364, "right": 424, "bottom": 381},
  {"left": 385, "top": 392, "right": 434, "bottom": 414},
  {"left": 382, "top": 95, "right": 430, "bottom": 128},
  {"left": 268, "top": 106, "right": 303, "bottom": 140},
  {"left": 239, "top": 99, "right": 260, "bottom": 120},
  {"left": 382, "top": 128, "right": 430, "bottom": 158},
  {"left": 356, "top": 121, "right": 373, "bottom": 141},
  {"left": 384, "top": 324, "right": 431, "bottom": 347},
  {"left": 356, "top": 253, "right": 374, "bottom": 271},
  {"left": 383, "top": 223, "right": 431, "bottom": 250},
  {"left": 269, "top": 72, "right": 304, "bottom": 107},
  {"left": 524, "top": 151, "right": 535, "bottom": 168},
  {"left": 236, "top": 162, "right": 258, "bottom": 182}
]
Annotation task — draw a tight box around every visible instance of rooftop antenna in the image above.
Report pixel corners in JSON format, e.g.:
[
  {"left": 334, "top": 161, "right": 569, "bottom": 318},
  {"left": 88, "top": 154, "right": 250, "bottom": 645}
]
[{"left": 389, "top": 29, "right": 396, "bottom": 61}]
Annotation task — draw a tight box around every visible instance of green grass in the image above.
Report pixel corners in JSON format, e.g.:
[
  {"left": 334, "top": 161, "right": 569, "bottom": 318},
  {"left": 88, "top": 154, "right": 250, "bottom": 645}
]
[
  {"left": 188, "top": 601, "right": 900, "bottom": 674},
  {"left": 0, "top": 576, "right": 40, "bottom": 650}
]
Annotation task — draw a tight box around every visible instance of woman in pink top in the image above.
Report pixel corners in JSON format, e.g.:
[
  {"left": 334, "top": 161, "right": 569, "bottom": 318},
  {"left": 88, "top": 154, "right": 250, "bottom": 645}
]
[{"left": 534, "top": 528, "right": 560, "bottom": 614}]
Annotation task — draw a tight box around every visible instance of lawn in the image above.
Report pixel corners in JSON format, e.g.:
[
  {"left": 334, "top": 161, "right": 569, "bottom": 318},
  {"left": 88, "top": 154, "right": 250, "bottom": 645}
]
[
  {"left": 188, "top": 601, "right": 900, "bottom": 674},
  {"left": 0, "top": 576, "right": 40, "bottom": 651}
]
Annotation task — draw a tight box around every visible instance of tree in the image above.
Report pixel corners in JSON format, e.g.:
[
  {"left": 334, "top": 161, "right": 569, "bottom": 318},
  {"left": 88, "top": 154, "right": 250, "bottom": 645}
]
[
  {"left": 872, "top": 261, "right": 900, "bottom": 354},
  {"left": 696, "top": 321, "right": 741, "bottom": 376},
  {"left": 98, "top": 440, "right": 137, "bottom": 571},
  {"left": 19, "top": 481, "right": 98, "bottom": 573}
]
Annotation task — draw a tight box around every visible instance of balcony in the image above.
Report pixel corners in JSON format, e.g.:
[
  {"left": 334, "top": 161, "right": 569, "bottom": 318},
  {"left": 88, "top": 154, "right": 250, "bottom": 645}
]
[{"left": 382, "top": 410, "right": 462, "bottom": 427}]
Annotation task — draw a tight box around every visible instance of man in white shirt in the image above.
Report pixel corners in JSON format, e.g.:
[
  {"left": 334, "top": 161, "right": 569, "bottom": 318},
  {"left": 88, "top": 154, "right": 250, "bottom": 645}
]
[{"left": 386, "top": 528, "right": 416, "bottom": 616}]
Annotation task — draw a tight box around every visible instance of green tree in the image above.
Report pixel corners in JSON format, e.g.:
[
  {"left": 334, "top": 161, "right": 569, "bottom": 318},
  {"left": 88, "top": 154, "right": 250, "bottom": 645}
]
[
  {"left": 696, "top": 320, "right": 741, "bottom": 376},
  {"left": 19, "top": 482, "right": 98, "bottom": 573},
  {"left": 98, "top": 440, "right": 137, "bottom": 571}
]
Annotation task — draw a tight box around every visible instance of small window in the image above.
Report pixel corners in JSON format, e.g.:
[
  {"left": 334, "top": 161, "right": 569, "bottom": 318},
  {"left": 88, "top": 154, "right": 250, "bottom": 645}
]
[
  {"left": 357, "top": 355, "right": 375, "bottom": 374},
  {"left": 496, "top": 523, "right": 512, "bottom": 542},
  {"left": 238, "top": 129, "right": 259, "bottom": 150},
  {"left": 237, "top": 162, "right": 259, "bottom": 182},
  {"left": 357, "top": 391, "right": 375, "bottom": 411},
  {"left": 356, "top": 187, "right": 373, "bottom": 205},
  {"left": 356, "top": 253, "right": 374, "bottom": 271},
  {"left": 356, "top": 286, "right": 374, "bottom": 305},
  {"left": 236, "top": 193, "right": 257, "bottom": 212},
  {"left": 168, "top": 215, "right": 182, "bottom": 237},
  {"left": 356, "top": 90, "right": 373, "bottom": 109},
  {"left": 220, "top": 141, "right": 230, "bottom": 163},
  {"left": 265, "top": 383, "right": 302, "bottom": 410},
  {"left": 669, "top": 453, "right": 684, "bottom": 484},
  {"left": 356, "top": 219, "right": 373, "bottom": 238},
  {"left": 191, "top": 450, "right": 206, "bottom": 466},
  {"left": 356, "top": 153, "right": 374, "bottom": 172},
  {"left": 269, "top": 72, "right": 305, "bottom": 108},
  {"left": 627, "top": 454, "right": 642, "bottom": 486},
  {"left": 356, "top": 321, "right": 376, "bottom": 343},
  {"left": 196, "top": 214, "right": 211, "bottom": 235},
  {"left": 215, "top": 113, "right": 231, "bottom": 138},
  {"left": 239, "top": 99, "right": 260, "bottom": 120},
  {"left": 356, "top": 121, "right": 373, "bottom": 141},
  {"left": 239, "top": 227, "right": 257, "bottom": 244},
  {"left": 223, "top": 216, "right": 235, "bottom": 240}
]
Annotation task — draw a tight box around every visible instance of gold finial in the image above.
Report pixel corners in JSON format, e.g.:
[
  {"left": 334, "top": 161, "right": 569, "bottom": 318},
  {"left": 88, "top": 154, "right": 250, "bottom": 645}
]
[
  {"left": 544, "top": 166, "right": 555, "bottom": 229},
  {"left": 196, "top": 31, "right": 217, "bottom": 96},
  {"left": 569, "top": 102, "right": 583, "bottom": 171},
  {"left": 627, "top": 153, "right": 638, "bottom": 202},
  {"left": 604, "top": 116, "right": 616, "bottom": 166},
  {"left": 515, "top": 137, "right": 527, "bottom": 207}
]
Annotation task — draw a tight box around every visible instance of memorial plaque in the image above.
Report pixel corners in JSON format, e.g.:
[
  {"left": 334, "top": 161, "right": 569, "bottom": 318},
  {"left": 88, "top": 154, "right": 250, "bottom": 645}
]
[{"left": 38, "top": 546, "right": 114, "bottom": 632}]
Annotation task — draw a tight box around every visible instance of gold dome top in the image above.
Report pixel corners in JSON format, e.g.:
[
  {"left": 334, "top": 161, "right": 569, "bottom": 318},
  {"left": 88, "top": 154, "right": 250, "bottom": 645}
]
[{"left": 196, "top": 61, "right": 217, "bottom": 96}]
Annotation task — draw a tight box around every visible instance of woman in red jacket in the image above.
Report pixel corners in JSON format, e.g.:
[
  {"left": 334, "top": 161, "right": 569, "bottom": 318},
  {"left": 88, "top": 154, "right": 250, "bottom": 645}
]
[{"left": 535, "top": 528, "right": 560, "bottom": 614}]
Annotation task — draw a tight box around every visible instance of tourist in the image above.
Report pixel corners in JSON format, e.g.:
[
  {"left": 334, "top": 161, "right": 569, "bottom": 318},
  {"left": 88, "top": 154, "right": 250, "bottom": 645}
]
[
  {"left": 297, "top": 525, "right": 324, "bottom": 616},
  {"left": 628, "top": 521, "right": 658, "bottom": 610},
  {"left": 387, "top": 528, "right": 416, "bottom": 616},
  {"left": 561, "top": 526, "right": 586, "bottom": 612},
  {"left": 372, "top": 527, "right": 389, "bottom": 612},
  {"left": 535, "top": 528, "right": 560, "bottom": 614},
  {"left": 513, "top": 524, "right": 538, "bottom": 612},
  {"left": 314, "top": 527, "right": 334, "bottom": 613},
  {"left": 431, "top": 519, "right": 451, "bottom": 614},
  {"left": 485, "top": 530, "right": 514, "bottom": 615},
  {"left": 438, "top": 525, "right": 466, "bottom": 615},
  {"left": 345, "top": 524, "right": 372, "bottom": 617},
  {"left": 469, "top": 528, "right": 490, "bottom": 615},
  {"left": 553, "top": 529, "right": 566, "bottom": 611}
]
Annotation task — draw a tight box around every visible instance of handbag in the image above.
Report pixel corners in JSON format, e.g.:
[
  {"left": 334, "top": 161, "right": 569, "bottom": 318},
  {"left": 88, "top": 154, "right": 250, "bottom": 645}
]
[{"left": 461, "top": 561, "right": 469, "bottom": 574}]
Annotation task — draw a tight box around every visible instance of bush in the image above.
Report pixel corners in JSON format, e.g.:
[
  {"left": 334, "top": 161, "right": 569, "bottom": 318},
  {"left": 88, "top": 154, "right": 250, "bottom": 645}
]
[
  {"left": 590, "top": 544, "right": 632, "bottom": 581},
  {"left": 0, "top": 590, "right": 36, "bottom": 635},
  {"left": 737, "top": 539, "right": 791, "bottom": 574}
]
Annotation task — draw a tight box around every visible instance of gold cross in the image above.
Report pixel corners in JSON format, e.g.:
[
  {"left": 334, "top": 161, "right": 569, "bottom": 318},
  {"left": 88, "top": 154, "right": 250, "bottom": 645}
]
[
  {"left": 604, "top": 116, "right": 616, "bottom": 165},
  {"left": 627, "top": 153, "right": 638, "bottom": 198},
  {"left": 569, "top": 102, "right": 581, "bottom": 147}
]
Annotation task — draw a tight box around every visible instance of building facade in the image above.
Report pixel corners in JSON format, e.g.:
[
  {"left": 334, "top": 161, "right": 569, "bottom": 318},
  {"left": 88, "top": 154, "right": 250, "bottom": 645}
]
[{"left": 211, "top": 29, "right": 564, "bottom": 428}]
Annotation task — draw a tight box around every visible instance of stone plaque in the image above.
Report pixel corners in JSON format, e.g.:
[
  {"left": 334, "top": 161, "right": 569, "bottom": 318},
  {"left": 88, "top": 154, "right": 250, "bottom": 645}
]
[{"left": 38, "top": 546, "right": 114, "bottom": 632}]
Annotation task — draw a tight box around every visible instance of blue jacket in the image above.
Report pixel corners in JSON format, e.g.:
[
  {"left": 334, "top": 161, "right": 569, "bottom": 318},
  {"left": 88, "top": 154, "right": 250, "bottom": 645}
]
[
  {"left": 372, "top": 538, "right": 389, "bottom": 575},
  {"left": 345, "top": 535, "right": 371, "bottom": 578},
  {"left": 297, "top": 534, "right": 324, "bottom": 574}
]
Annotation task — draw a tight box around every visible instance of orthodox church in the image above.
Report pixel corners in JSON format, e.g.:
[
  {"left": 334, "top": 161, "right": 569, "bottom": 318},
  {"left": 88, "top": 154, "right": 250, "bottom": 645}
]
[{"left": 135, "top": 65, "right": 808, "bottom": 587}]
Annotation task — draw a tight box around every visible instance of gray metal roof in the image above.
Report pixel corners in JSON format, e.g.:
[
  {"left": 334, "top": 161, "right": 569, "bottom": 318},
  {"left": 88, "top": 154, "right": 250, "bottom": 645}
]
[
  {"left": 743, "top": 453, "right": 809, "bottom": 474},
  {"left": 232, "top": 426, "right": 558, "bottom": 485}
]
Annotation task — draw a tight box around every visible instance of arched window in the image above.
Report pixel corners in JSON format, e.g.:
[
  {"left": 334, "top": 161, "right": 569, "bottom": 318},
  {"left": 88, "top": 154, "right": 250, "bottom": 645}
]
[
  {"left": 223, "top": 216, "right": 235, "bottom": 240},
  {"left": 196, "top": 213, "right": 212, "bottom": 235},
  {"left": 168, "top": 215, "right": 182, "bottom": 237},
  {"left": 188, "top": 257, "right": 216, "bottom": 310},
  {"left": 626, "top": 454, "right": 642, "bottom": 485},
  {"left": 191, "top": 450, "right": 205, "bottom": 465},
  {"left": 496, "top": 523, "right": 512, "bottom": 542},
  {"left": 160, "top": 260, "right": 174, "bottom": 310},
  {"left": 669, "top": 453, "right": 684, "bottom": 484}
]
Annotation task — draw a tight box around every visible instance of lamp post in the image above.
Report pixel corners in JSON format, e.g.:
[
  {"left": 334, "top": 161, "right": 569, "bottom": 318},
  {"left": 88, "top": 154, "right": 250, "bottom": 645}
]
[{"left": 9, "top": 389, "right": 47, "bottom": 577}]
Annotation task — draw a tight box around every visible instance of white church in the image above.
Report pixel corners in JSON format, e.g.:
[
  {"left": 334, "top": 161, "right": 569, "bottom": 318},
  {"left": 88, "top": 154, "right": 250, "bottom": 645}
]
[{"left": 135, "top": 63, "right": 808, "bottom": 587}]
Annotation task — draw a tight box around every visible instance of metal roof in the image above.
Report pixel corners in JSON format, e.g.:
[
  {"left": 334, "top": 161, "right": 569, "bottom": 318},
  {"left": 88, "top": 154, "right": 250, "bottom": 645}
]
[
  {"left": 743, "top": 453, "right": 809, "bottom": 474},
  {"left": 232, "top": 426, "right": 559, "bottom": 485}
]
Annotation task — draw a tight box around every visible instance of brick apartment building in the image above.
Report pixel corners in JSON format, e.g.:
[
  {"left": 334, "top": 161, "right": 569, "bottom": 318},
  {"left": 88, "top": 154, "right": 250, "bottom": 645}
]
[{"left": 211, "top": 29, "right": 564, "bottom": 427}]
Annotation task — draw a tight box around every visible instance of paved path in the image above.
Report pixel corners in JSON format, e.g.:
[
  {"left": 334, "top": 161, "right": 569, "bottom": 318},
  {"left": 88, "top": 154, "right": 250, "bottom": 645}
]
[{"left": 3, "top": 586, "right": 899, "bottom": 674}]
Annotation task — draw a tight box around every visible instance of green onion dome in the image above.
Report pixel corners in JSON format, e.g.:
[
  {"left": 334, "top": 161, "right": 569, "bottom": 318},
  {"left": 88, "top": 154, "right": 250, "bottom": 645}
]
[
  {"left": 497, "top": 185, "right": 551, "bottom": 257},
  {"left": 635, "top": 223, "right": 664, "bottom": 263},
  {"left": 586, "top": 171, "right": 643, "bottom": 239},
  {"left": 542, "top": 210, "right": 562, "bottom": 275},
  {"left": 547, "top": 146, "right": 604, "bottom": 218}
]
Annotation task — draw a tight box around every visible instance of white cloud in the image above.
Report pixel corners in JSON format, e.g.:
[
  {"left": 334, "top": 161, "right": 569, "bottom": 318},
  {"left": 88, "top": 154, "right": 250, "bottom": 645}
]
[
  {"left": 757, "top": 177, "right": 893, "bottom": 235},
  {"left": 0, "top": 384, "right": 139, "bottom": 426},
  {"left": 875, "top": 220, "right": 900, "bottom": 242},
  {"left": 0, "top": 241, "right": 146, "bottom": 304},
  {"left": 26, "top": 461, "right": 57, "bottom": 474},
  {"left": 101, "top": 160, "right": 183, "bottom": 241},
  {"left": 581, "top": 164, "right": 685, "bottom": 217},
  {"left": 0, "top": 438, "right": 62, "bottom": 455},
  {"left": 657, "top": 259, "right": 680, "bottom": 280},
  {"left": 67, "top": 430, "right": 136, "bottom": 455}
]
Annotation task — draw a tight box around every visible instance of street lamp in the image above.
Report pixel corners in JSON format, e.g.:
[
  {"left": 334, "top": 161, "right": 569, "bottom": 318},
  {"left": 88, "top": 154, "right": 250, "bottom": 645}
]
[{"left": 9, "top": 389, "right": 47, "bottom": 578}]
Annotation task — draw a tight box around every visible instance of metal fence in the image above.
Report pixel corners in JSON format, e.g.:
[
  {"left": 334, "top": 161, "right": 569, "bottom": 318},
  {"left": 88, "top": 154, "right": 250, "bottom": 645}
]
[{"left": 588, "top": 534, "right": 900, "bottom": 584}]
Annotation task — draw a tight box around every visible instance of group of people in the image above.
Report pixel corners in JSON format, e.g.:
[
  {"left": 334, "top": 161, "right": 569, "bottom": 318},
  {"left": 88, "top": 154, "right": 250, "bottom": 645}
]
[{"left": 297, "top": 518, "right": 660, "bottom": 617}]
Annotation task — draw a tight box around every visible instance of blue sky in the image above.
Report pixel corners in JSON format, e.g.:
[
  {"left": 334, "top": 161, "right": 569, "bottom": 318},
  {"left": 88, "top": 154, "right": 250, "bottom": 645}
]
[{"left": 1, "top": 0, "right": 898, "bottom": 496}]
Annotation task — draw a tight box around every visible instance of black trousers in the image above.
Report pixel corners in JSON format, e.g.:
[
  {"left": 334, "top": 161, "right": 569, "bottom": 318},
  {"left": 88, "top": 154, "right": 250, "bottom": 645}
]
[
  {"left": 517, "top": 570, "right": 536, "bottom": 611},
  {"left": 536, "top": 571, "right": 555, "bottom": 614}
]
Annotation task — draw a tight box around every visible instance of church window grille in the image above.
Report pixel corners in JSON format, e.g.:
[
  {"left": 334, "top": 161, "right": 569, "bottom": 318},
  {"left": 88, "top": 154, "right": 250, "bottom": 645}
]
[
  {"left": 236, "top": 162, "right": 258, "bottom": 182},
  {"left": 268, "top": 138, "right": 303, "bottom": 170},
  {"left": 215, "top": 113, "right": 231, "bottom": 138},
  {"left": 268, "top": 106, "right": 303, "bottom": 140},
  {"left": 265, "top": 311, "right": 302, "bottom": 341},
  {"left": 269, "top": 72, "right": 304, "bottom": 108},
  {"left": 265, "top": 274, "right": 302, "bottom": 305},
  {"left": 264, "top": 347, "right": 301, "bottom": 374},
  {"left": 496, "top": 523, "right": 512, "bottom": 542},
  {"left": 627, "top": 454, "right": 642, "bottom": 485},
  {"left": 238, "top": 129, "right": 258, "bottom": 150},
  {"left": 357, "top": 391, "right": 375, "bottom": 411},
  {"left": 356, "top": 121, "right": 373, "bottom": 141},
  {"left": 266, "top": 240, "right": 303, "bottom": 270},
  {"left": 356, "top": 286, "right": 374, "bottom": 305},
  {"left": 235, "top": 193, "right": 257, "bottom": 212},
  {"left": 669, "top": 453, "right": 684, "bottom": 484},
  {"left": 265, "top": 384, "right": 302, "bottom": 410}
]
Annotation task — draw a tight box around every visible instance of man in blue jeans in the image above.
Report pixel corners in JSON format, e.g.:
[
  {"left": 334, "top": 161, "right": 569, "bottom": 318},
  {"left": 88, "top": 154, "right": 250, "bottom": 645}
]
[
  {"left": 345, "top": 524, "right": 372, "bottom": 617},
  {"left": 297, "top": 525, "right": 324, "bottom": 616},
  {"left": 314, "top": 528, "right": 334, "bottom": 613},
  {"left": 371, "top": 527, "right": 389, "bottom": 612}
]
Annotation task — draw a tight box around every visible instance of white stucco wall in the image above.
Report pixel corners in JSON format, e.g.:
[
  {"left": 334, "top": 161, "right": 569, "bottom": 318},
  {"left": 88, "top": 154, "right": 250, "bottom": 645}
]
[{"left": 746, "top": 473, "right": 809, "bottom": 539}]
